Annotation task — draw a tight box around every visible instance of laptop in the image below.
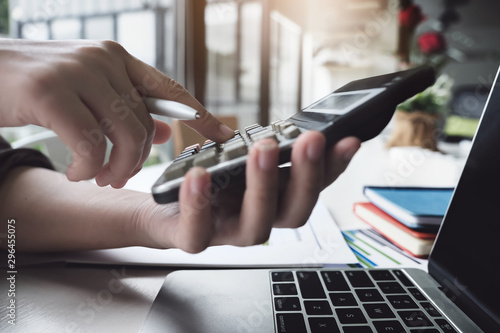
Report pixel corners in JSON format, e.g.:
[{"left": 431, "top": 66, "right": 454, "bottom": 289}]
[{"left": 140, "top": 68, "right": 500, "bottom": 333}]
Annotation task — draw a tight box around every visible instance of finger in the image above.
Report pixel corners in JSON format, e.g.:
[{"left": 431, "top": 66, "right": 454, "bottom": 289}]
[
  {"left": 175, "top": 167, "right": 214, "bottom": 253},
  {"left": 124, "top": 56, "right": 234, "bottom": 143},
  {"left": 35, "top": 91, "right": 107, "bottom": 182},
  {"left": 322, "top": 136, "right": 360, "bottom": 189},
  {"left": 152, "top": 118, "right": 172, "bottom": 144},
  {"left": 103, "top": 73, "right": 160, "bottom": 185},
  {"left": 76, "top": 83, "right": 149, "bottom": 188},
  {"left": 84, "top": 41, "right": 160, "bottom": 179},
  {"left": 276, "top": 131, "right": 326, "bottom": 228},
  {"left": 235, "top": 139, "right": 279, "bottom": 246}
]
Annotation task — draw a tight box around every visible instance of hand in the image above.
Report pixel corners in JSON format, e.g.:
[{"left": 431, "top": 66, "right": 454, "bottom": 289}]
[
  {"left": 0, "top": 132, "right": 359, "bottom": 253},
  {"left": 136, "top": 133, "right": 361, "bottom": 253},
  {"left": 0, "top": 39, "right": 234, "bottom": 188}
]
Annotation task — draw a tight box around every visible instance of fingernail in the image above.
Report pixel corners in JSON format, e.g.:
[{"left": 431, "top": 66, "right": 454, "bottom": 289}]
[
  {"left": 219, "top": 123, "right": 235, "bottom": 139},
  {"left": 189, "top": 167, "right": 207, "bottom": 194},
  {"left": 307, "top": 140, "right": 324, "bottom": 161},
  {"left": 256, "top": 140, "right": 278, "bottom": 171},
  {"left": 66, "top": 164, "right": 78, "bottom": 181},
  {"left": 66, "top": 156, "right": 82, "bottom": 181},
  {"left": 110, "top": 179, "right": 128, "bottom": 189},
  {"left": 96, "top": 168, "right": 113, "bottom": 187}
]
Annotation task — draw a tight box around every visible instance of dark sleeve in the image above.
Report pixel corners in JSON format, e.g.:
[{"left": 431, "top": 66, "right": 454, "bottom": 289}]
[{"left": 0, "top": 136, "right": 55, "bottom": 184}]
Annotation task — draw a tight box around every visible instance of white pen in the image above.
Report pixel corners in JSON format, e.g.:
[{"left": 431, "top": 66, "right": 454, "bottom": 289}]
[{"left": 144, "top": 97, "right": 201, "bottom": 120}]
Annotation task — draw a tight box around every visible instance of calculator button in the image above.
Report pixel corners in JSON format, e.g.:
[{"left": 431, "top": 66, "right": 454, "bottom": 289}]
[
  {"left": 278, "top": 121, "right": 294, "bottom": 133},
  {"left": 193, "top": 149, "right": 218, "bottom": 168},
  {"left": 182, "top": 143, "right": 200, "bottom": 153},
  {"left": 176, "top": 149, "right": 197, "bottom": 160},
  {"left": 244, "top": 123, "right": 261, "bottom": 133},
  {"left": 282, "top": 125, "right": 301, "bottom": 139},
  {"left": 251, "top": 129, "right": 277, "bottom": 142},
  {"left": 223, "top": 132, "right": 243, "bottom": 145},
  {"left": 271, "top": 120, "right": 285, "bottom": 133},
  {"left": 164, "top": 161, "right": 187, "bottom": 180},
  {"left": 246, "top": 126, "right": 266, "bottom": 136},
  {"left": 221, "top": 140, "right": 248, "bottom": 161},
  {"left": 201, "top": 140, "right": 219, "bottom": 151}
]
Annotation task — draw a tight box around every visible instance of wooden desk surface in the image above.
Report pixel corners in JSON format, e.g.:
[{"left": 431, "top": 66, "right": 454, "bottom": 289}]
[{"left": 0, "top": 263, "right": 171, "bottom": 332}]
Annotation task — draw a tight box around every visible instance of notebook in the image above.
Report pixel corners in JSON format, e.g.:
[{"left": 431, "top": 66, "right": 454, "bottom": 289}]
[
  {"left": 362, "top": 186, "right": 454, "bottom": 229},
  {"left": 140, "top": 68, "right": 500, "bottom": 333},
  {"left": 353, "top": 202, "right": 436, "bottom": 258}
]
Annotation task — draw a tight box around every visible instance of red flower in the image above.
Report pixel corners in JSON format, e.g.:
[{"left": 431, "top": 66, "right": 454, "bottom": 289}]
[
  {"left": 418, "top": 32, "right": 447, "bottom": 55},
  {"left": 399, "top": 3, "right": 425, "bottom": 28}
]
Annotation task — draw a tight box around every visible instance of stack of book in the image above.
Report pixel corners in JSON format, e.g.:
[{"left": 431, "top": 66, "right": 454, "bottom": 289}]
[{"left": 353, "top": 186, "right": 454, "bottom": 258}]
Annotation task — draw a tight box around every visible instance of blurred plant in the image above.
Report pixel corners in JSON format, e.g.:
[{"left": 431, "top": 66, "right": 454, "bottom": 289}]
[
  {"left": 387, "top": 75, "right": 454, "bottom": 151},
  {"left": 397, "top": 74, "right": 454, "bottom": 115}
]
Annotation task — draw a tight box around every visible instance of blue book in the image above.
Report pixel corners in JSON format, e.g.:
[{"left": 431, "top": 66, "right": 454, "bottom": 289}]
[{"left": 363, "top": 186, "right": 454, "bottom": 230}]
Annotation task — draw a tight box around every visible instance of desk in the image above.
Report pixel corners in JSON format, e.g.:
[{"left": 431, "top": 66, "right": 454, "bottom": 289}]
[
  {"left": 0, "top": 264, "right": 170, "bottom": 332},
  {"left": 0, "top": 136, "right": 467, "bottom": 332}
]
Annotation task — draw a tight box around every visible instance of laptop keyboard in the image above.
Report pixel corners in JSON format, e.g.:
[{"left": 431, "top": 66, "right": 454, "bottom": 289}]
[{"left": 271, "top": 269, "right": 458, "bottom": 333}]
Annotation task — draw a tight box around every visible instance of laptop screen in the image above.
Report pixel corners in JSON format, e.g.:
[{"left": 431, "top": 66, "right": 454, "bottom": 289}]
[{"left": 428, "top": 67, "right": 500, "bottom": 331}]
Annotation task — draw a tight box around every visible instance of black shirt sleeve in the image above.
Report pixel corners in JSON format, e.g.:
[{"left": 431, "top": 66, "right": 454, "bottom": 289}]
[{"left": 0, "top": 135, "right": 55, "bottom": 184}]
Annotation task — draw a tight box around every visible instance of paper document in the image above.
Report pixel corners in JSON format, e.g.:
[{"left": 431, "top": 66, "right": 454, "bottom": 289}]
[{"left": 342, "top": 229, "right": 427, "bottom": 270}]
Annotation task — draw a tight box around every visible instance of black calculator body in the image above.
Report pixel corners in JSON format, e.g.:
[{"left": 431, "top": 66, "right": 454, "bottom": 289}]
[{"left": 152, "top": 66, "right": 436, "bottom": 204}]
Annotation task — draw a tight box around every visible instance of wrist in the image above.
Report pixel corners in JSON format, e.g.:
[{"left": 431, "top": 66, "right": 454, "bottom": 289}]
[{"left": 130, "top": 195, "right": 176, "bottom": 249}]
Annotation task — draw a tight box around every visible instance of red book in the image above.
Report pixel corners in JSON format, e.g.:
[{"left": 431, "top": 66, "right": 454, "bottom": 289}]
[{"left": 353, "top": 202, "right": 437, "bottom": 258}]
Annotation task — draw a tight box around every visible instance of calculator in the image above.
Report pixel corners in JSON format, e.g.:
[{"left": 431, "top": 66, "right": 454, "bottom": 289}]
[{"left": 152, "top": 66, "right": 436, "bottom": 204}]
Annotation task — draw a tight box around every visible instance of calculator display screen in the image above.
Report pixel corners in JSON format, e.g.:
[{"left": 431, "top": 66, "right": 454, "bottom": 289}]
[{"left": 303, "top": 88, "right": 385, "bottom": 115}]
